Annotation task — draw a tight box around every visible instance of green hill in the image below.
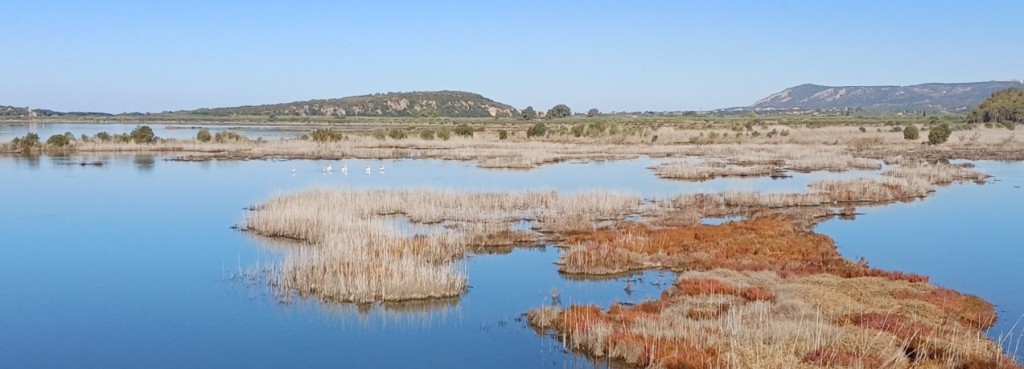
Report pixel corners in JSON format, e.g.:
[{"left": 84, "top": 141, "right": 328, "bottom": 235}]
[{"left": 189, "top": 91, "right": 517, "bottom": 118}]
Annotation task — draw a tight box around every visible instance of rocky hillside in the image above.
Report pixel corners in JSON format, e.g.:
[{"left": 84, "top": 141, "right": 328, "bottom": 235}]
[
  {"left": 752, "top": 81, "right": 1024, "bottom": 113},
  {"left": 191, "top": 91, "right": 517, "bottom": 118}
]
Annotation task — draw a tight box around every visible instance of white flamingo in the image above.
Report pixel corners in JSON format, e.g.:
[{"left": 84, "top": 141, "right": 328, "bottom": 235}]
[
  {"left": 379, "top": 164, "right": 385, "bottom": 172},
  {"left": 323, "top": 164, "right": 333, "bottom": 174},
  {"left": 340, "top": 164, "right": 348, "bottom": 173},
  {"left": 364, "top": 166, "right": 371, "bottom": 174}
]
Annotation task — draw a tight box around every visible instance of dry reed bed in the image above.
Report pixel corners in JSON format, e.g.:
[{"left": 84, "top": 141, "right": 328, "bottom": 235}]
[
  {"left": 243, "top": 189, "right": 644, "bottom": 303},
  {"left": 656, "top": 163, "right": 987, "bottom": 225},
  {"left": 652, "top": 160, "right": 784, "bottom": 181}
]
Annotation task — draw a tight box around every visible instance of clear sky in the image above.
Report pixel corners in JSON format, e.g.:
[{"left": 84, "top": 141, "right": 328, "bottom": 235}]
[{"left": 2, "top": 0, "right": 1021, "bottom": 113}]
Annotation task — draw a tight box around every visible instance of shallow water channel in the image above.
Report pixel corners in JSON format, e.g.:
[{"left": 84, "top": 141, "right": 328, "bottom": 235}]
[{"left": 0, "top": 154, "right": 1020, "bottom": 368}]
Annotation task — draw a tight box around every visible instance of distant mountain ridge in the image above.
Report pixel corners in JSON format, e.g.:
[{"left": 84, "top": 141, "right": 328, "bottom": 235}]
[
  {"left": 752, "top": 81, "right": 1024, "bottom": 113},
  {"left": 191, "top": 90, "right": 517, "bottom": 118}
]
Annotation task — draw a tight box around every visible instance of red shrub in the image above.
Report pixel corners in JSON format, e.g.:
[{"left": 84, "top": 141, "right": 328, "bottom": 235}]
[{"left": 740, "top": 286, "right": 775, "bottom": 302}]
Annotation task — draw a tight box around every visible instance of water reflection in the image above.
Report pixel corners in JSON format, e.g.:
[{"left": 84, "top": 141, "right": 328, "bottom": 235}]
[{"left": 133, "top": 155, "right": 156, "bottom": 171}]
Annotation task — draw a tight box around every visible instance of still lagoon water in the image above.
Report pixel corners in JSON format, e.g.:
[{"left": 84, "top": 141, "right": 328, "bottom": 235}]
[
  {"left": 0, "top": 122, "right": 307, "bottom": 142},
  {"left": 0, "top": 153, "right": 1020, "bottom": 368}
]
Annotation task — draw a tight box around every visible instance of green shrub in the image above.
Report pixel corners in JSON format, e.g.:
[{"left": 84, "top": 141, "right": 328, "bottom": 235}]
[
  {"left": 903, "top": 125, "right": 920, "bottom": 140},
  {"left": 46, "top": 134, "right": 71, "bottom": 147},
  {"left": 214, "top": 130, "right": 247, "bottom": 143},
  {"left": 571, "top": 124, "right": 586, "bottom": 137},
  {"left": 928, "top": 123, "right": 951, "bottom": 144},
  {"left": 14, "top": 133, "right": 40, "bottom": 152},
  {"left": 95, "top": 132, "right": 111, "bottom": 141},
  {"left": 130, "top": 126, "right": 156, "bottom": 143},
  {"left": 370, "top": 129, "right": 387, "bottom": 140},
  {"left": 387, "top": 127, "right": 407, "bottom": 140},
  {"left": 311, "top": 128, "right": 343, "bottom": 142},
  {"left": 419, "top": 128, "right": 435, "bottom": 140},
  {"left": 1004, "top": 121, "right": 1016, "bottom": 131},
  {"left": 498, "top": 130, "right": 509, "bottom": 140},
  {"left": 858, "top": 126, "right": 867, "bottom": 133},
  {"left": 196, "top": 129, "right": 212, "bottom": 143},
  {"left": 436, "top": 127, "right": 451, "bottom": 140},
  {"left": 527, "top": 122, "right": 547, "bottom": 138},
  {"left": 454, "top": 123, "right": 474, "bottom": 137}
]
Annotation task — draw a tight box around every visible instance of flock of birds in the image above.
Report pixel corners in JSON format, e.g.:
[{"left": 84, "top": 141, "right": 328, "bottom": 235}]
[{"left": 289, "top": 163, "right": 386, "bottom": 176}]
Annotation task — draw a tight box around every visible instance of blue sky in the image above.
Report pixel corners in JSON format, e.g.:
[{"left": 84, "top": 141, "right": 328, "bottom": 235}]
[{"left": 2, "top": 1, "right": 1021, "bottom": 113}]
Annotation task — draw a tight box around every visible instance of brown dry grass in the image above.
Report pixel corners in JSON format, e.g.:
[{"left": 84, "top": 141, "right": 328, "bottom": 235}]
[
  {"left": 531, "top": 266, "right": 1016, "bottom": 369},
  {"left": 653, "top": 160, "right": 784, "bottom": 181}
]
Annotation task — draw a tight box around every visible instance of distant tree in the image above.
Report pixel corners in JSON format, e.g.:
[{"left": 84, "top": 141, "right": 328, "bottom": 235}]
[
  {"left": 498, "top": 129, "right": 509, "bottom": 140},
  {"left": 196, "top": 129, "right": 212, "bottom": 143},
  {"left": 546, "top": 104, "right": 572, "bottom": 119},
  {"left": 587, "top": 108, "right": 600, "bottom": 117},
  {"left": 130, "top": 126, "right": 155, "bottom": 143},
  {"left": 967, "top": 87, "right": 1024, "bottom": 125},
  {"left": 903, "top": 125, "right": 920, "bottom": 140},
  {"left": 95, "top": 132, "right": 111, "bottom": 141},
  {"left": 419, "top": 128, "right": 435, "bottom": 140},
  {"left": 928, "top": 123, "right": 951, "bottom": 144},
  {"left": 520, "top": 106, "right": 537, "bottom": 121},
  {"left": 527, "top": 122, "right": 547, "bottom": 138}
]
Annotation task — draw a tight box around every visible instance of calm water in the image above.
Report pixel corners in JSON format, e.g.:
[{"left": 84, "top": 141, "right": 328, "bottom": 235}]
[
  {"left": 0, "top": 122, "right": 308, "bottom": 141},
  {"left": 0, "top": 154, "right": 1020, "bottom": 368},
  {"left": 820, "top": 161, "right": 1024, "bottom": 347}
]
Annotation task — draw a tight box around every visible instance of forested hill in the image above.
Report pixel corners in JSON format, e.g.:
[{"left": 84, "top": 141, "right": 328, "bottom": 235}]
[
  {"left": 189, "top": 91, "right": 517, "bottom": 118},
  {"left": 1, "top": 105, "right": 111, "bottom": 117},
  {"left": 751, "top": 81, "right": 1024, "bottom": 113}
]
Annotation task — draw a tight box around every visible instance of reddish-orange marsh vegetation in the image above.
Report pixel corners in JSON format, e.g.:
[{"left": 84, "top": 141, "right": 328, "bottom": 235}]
[
  {"left": 533, "top": 218, "right": 1017, "bottom": 369},
  {"left": 560, "top": 217, "right": 928, "bottom": 283}
]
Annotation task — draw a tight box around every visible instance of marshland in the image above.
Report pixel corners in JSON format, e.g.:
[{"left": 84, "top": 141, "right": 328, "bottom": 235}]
[
  {"left": 2, "top": 116, "right": 1023, "bottom": 368},
  {"left": 8, "top": 0, "right": 1024, "bottom": 366}
]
